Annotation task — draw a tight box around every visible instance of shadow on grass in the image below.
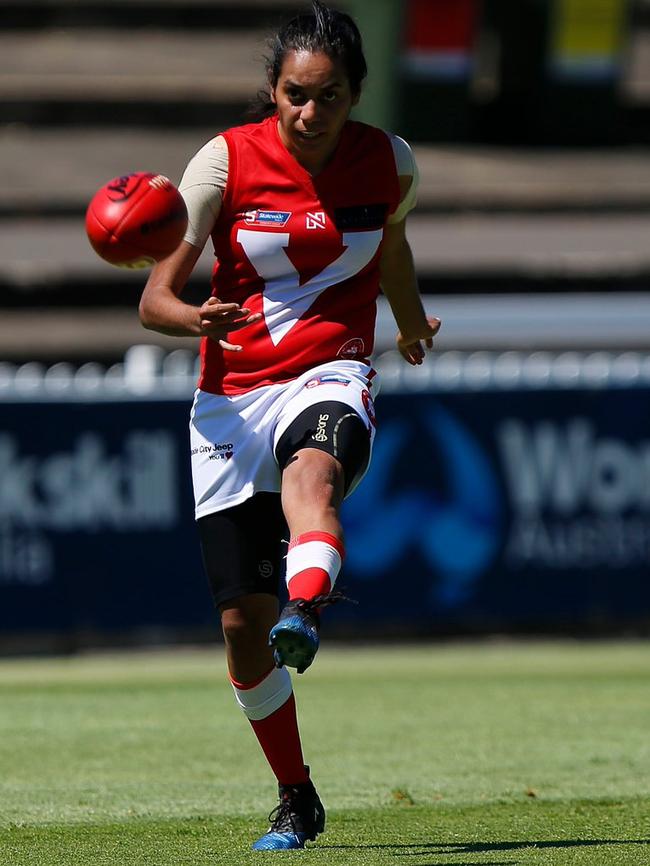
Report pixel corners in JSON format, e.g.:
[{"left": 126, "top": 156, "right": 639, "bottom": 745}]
[{"left": 322, "top": 838, "right": 650, "bottom": 855}]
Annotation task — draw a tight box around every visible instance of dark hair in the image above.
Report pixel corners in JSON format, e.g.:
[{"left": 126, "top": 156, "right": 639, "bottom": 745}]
[{"left": 250, "top": 0, "right": 367, "bottom": 118}]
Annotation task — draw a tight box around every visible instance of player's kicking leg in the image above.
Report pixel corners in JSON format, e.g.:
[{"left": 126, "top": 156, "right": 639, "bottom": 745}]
[
  {"left": 271, "top": 457, "right": 346, "bottom": 672},
  {"left": 271, "top": 400, "right": 372, "bottom": 672}
]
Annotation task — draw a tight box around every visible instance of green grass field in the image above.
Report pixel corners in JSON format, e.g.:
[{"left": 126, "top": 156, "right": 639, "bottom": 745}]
[{"left": 0, "top": 641, "right": 649, "bottom": 865}]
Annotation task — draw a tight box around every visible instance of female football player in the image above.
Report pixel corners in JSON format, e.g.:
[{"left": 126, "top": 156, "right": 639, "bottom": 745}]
[{"left": 139, "top": 0, "right": 439, "bottom": 850}]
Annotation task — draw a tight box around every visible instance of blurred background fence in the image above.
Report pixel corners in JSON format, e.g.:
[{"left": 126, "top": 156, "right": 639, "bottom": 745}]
[{"left": 2, "top": 0, "right": 650, "bottom": 650}]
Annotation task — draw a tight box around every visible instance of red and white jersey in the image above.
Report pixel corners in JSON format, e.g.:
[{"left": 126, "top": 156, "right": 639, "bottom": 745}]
[{"left": 197, "top": 116, "right": 401, "bottom": 395}]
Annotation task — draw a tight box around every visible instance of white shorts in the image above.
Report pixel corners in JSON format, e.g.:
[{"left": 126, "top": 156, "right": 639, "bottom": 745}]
[{"left": 189, "top": 359, "right": 379, "bottom": 520}]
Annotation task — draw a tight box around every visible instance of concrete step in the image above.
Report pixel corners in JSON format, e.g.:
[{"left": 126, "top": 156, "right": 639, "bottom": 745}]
[
  {"left": 2, "top": 125, "right": 650, "bottom": 216},
  {"left": 0, "top": 0, "right": 297, "bottom": 29},
  {"left": 1, "top": 20, "right": 649, "bottom": 126},
  {"left": 0, "top": 29, "right": 265, "bottom": 94},
  {"left": 0, "top": 28, "right": 264, "bottom": 124},
  {"left": 2, "top": 213, "right": 650, "bottom": 294}
]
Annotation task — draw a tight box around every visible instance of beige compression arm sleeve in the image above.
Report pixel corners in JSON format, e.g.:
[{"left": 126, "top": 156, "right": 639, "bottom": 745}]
[{"left": 178, "top": 135, "right": 229, "bottom": 248}]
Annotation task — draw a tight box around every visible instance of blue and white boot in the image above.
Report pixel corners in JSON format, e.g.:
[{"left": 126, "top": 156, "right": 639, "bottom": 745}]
[
  {"left": 269, "top": 599, "right": 321, "bottom": 674},
  {"left": 251, "top": 772, "right": 326, "bottom": 850}
]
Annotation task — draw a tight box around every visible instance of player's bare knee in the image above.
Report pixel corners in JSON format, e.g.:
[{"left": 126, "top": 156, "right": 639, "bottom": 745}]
[
  {"left": 220, "top": 599, "right": 276, "bottom": 651},
  {"left": 221, "top": 608, "right": 263, "bottom": 652},
  {"left": 283, "top": 450, "right": 343, "bottom": 499}
]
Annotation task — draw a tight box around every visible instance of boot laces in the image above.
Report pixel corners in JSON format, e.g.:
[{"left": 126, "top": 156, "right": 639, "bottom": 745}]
[
  {"left": 267, "top": 789, "right": 302, "bottom": 835},
  {"left": 295, "top": 591, "right": 357, "bottom": 616}
]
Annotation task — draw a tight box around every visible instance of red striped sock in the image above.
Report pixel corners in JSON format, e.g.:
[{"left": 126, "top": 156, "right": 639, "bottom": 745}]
[
  {"left": 231, "top": 667, "right": 308, "bottom": 785},
  {"left": 249, "top": 694, "right": 308, "bottom": 785},
  {"left": 286, "top": 531, "right": 345, "bottom": 601}
]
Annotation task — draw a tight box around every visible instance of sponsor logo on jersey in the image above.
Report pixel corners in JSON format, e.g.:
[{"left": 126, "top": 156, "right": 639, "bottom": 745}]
[
  {"left": 244, "top": 210, "right": 291, "bottom": 227},
  {"left": 306, "top": 211, "right": 327, "bottom": 230},
  {"left": 334, "top": 204, "right": 388, "bottom": 230},
  {"left": 312, "top": 413, "right": 330, "bottom": 443},
  {"left": 305, "top": 375, "right": 351, "bottom": 389},
  {"left": 337, "top": 338, "right": 365, "bottom": 359}
]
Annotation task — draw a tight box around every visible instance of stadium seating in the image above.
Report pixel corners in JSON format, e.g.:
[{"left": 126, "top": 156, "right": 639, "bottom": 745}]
[{"left": 1, "top": 0, "right": 650, "bottom": 364}]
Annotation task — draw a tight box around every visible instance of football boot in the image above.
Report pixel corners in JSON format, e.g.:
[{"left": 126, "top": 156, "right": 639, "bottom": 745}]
[
  {"left": 251, "top": 772, "right": 325, "bottom": 850},
  {"left": 269, "top": 591, "right": 353, "bottom": 673},
  {"left": 269, "top": 598, "right": 321, "bottom": 674}
]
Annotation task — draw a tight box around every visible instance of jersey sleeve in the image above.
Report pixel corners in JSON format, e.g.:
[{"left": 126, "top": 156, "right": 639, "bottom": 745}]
[
  {"left": 178, "top": 135, "right": 229, "bottom": 248},
  {"left": 387, "top": 134, "right": 419, "bottom": 224}
]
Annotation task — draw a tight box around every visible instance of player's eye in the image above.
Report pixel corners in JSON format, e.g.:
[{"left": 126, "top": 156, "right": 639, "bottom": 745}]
[
  {"left": 287, "top": 89, "right": 305, "bottom": 105},
  {"left": 322, "top": 91, "right": 338, "bottom": 103}
]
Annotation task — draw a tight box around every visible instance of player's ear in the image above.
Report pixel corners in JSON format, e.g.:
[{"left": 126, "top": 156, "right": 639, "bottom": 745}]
[
  {"left": 269, "top": 83, "right": 277, "bottom": 105},
  {"left": 351, "top": 90, "right": 361, "bottom": 107}
]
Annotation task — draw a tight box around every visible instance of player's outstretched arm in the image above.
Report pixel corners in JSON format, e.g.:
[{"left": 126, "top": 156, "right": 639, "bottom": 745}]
[
  {"left": 139, "top": 240, "right": 261, "bottom": 349},
  {"left": 379, "top": 219, "right": 440, "bottom": 365}
]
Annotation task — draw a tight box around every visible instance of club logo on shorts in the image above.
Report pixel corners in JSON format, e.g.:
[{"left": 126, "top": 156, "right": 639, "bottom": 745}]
[
  {"left": 337, "top": 338, "right": 365, "bottom": 359},
  {"left": 244, "top": 209, "right": 291, "bottom": 227},
  {"left": 312, "top": 413, "right": 330, "bottom": 443},
  {"left": 361, "top": 389, "right": 376, "bottom": 428}
]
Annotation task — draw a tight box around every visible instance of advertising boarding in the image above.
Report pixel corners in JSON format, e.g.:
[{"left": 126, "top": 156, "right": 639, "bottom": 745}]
[
  {"left": 339, "top": 389, "right": 650, "bottom": 631},
  {"left": 1, "top": 388, "right": 649, "bottom": 640},
  {"left": 0, "top": 401, "right": 210, "bottom": 637}
]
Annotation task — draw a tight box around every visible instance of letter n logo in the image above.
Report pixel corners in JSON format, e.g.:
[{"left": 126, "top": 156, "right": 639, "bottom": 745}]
[{"left": 306, "top": 212, "right": 326, "bottom": 230}]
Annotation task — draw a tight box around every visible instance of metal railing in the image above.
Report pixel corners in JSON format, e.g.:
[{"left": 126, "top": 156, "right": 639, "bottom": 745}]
[{"left": 3, "top": 345, "right": 650, "bottom": 401}]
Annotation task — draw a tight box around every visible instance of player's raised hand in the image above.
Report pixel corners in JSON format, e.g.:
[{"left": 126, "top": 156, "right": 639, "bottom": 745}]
[
  {"left": 396, "top": 316, "right": 441, "bottom": 365},
  {"left": 198, "top": 296, "right": 262, "bottom": 351}
]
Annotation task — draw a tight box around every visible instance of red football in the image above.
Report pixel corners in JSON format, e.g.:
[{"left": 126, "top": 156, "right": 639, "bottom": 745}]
[{"left": 85, "top": 172, "right": 188, "bottom": 268}]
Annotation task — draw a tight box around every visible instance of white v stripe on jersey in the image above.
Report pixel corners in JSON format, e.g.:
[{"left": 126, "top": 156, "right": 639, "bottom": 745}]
[{"left": 237, "top": 228, "right": 383, "bottom": 346}]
